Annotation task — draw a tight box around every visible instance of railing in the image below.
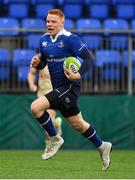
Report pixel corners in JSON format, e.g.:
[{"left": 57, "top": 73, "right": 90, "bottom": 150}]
[{"left": 0, "top": 28, "right": 135, "bottom": 94}]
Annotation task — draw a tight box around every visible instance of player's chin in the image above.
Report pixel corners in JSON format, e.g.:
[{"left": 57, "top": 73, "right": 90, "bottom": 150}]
[{"left": 47, "top": 30, "right": 54, "bottom": 35}]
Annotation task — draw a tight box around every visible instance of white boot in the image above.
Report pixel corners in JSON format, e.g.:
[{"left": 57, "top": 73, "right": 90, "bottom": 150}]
[
  {"left": 98, "top": 141, "right": 112, "bottom": 171},
  {"left": 42, "top": 134, "right": 64, "bottom": 160}
]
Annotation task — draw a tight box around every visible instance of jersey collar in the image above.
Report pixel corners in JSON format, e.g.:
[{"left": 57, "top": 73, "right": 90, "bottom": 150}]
[{"left": 50, "top": 29, "right": 70, "bottom": 43}]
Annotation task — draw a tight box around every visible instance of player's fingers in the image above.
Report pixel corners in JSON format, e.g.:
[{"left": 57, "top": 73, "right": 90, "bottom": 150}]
[{"left": 64, "top": 70, "right": 70, "bottom": 77}]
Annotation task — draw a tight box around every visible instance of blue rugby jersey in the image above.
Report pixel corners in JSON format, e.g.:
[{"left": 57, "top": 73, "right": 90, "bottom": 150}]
[{"left": 39, "top": 29, "right": 92, "bottom": 89}]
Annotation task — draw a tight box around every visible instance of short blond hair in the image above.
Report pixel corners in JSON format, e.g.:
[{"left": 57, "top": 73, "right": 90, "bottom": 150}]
[{"left": 48, "top": 9, "right": 65, "bottom": 21}]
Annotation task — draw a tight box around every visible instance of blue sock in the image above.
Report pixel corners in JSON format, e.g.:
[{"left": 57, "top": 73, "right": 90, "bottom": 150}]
[
  {"left": 36, "top": 111, "right": 57, "bottom": 137},
  {"left": 82, "top": 125, "right": 102, "bottom": 148}
]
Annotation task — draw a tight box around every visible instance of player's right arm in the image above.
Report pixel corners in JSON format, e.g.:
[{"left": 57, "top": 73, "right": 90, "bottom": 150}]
[
  {"left": 30, "top": 39, "right": 47, "bottom": 70},
  {"left": 30, "top": 54, "right": 41, "bottom": 68},
  {"left": 30, "top": 53, "right": 46, "bottom": 70},
  {"left": 31, "top": 37, "right": 48, "bottom": 70}
]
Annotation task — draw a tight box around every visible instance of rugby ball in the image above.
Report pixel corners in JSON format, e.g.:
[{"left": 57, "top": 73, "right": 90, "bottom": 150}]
[{"left": 63, "top": 57, "right": 81, "bottom": 73}]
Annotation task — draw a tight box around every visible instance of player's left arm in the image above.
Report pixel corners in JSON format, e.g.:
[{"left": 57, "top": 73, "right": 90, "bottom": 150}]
[
  {"left": 65, "top": 34, "right": 94, "bottom": 80},
  {"left": 78, "top": 47, "right": 94, "bottom": 77}
]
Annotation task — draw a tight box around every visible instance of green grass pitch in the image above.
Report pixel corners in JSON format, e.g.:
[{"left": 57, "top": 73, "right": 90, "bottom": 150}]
[{"left": 0, "top": 150, "right": 135, "bottom": 179}]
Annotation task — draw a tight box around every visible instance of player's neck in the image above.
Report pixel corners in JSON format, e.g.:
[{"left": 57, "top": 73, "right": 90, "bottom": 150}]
[{"left": 50, "top": 28, "right": 65, "bottom": 42}]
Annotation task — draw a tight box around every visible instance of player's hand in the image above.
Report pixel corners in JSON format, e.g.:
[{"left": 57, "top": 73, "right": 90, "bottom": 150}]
[
  {"left": 30, "top": 54, "right": 41, "bottom": 68},
  {"left": 29, "top": 84, "right": 37, "bottom": 92},
  {"left": 64, "top": 69, "right": 81, "bottom": 80}
]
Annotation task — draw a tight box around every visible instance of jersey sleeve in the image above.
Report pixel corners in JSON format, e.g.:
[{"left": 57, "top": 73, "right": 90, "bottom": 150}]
[
  {"left": 36, "top": 37, "right": 47, "bottom": 70},
  {"left": 39, "top": 37, "right": 43, "bottom": 55},
  {"left": 69, "top": 34, "right": 94, "bottom": 77},
  {"left": 68, "top": 34, "right": 87, "bottom": 56}
]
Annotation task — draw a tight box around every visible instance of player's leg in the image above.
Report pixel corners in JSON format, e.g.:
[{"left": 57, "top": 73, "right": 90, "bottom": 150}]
[
  {"left": 54, "top": 116, "right": 62, "bottom": 136},
  {"left": 42, "top": 109, "right": 62, "bottom": 157},
  {"left": 31, "top": 95, "right": 64, "bottom": 159},
  {"left": 43, "top": 109, "right": 62, "bottom": 148},
  {"left": 46, "top": 109, "right": 62, "bottom": 136},
  {"left": 45, "top": 109, "right": 56, "bottom": 147},
  {"left": 66, "top": 112, "right": 112, "bottom": 171}
]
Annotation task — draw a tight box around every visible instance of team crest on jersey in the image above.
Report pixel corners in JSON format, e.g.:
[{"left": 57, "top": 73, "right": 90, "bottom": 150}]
[
  {"left": 65, "top": 96, "right": 70, "bottom": 104},
  {"left": 58, "top": 40, "right": 64, "bottom": 48},
  {"left": 42, "top": 41, "right": 47, "bottom": 47}
]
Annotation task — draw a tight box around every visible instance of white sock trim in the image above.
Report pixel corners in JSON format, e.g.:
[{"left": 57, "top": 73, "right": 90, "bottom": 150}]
[
  {"left": 87, "top": 130, "right": 96, "bottom": 139},
  {"left": 42, "top": 116, "right": 51, "bottom": 126}
]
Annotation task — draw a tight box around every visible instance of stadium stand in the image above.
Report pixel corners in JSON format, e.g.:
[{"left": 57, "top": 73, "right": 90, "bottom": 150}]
[
  {"left": 123, "top": 50, "right": 135, "bottom": 67},
  {"left": 0, "top": 48, "right": 10, "bottom": 80},
  {"left": 116, "top": 5, "right": 135, "bottom": 19},
  {"left": 13, "top": 49, "right": 36, "bottom": 67},
  {"left": 63, "top": 4, "right": 83, "bottom": 19},
  {"left": 95, "top": 50, "right": 121, "bottom": 80},
  {"left": 3, "top": 0, "right": 30, "bottom": 3},
  {"left": 76, "top": 19, "right": 102, "bottom": 30},
  {"left": 110, "top": 36, "right": 128, "bottom": 49},
  {"left": 113, "top": 0, "right": 135, "bottom": 4},
  {"left": 26, "top": 34, "right": 42, "bottom": 49},
  {"left": 131, "top": 19, "right": 135, "bottom": 33},
  {"left": 0, "top": 18, "right": 19, "bottom": 36},
  {"left": 82, "top": 35, "right": 103, "bottom": 50},
  {"left": 89, "top": 5, "right": 109, "bottom": 19},
  {"left": 123, "top": 50, "right": 135, "bottom": 80},
  {"left": 61, "top": 0, "right": 84, "bottom": 4},
  {"left": 103, "top": 19, "right": 129, "bottom": 30},
  {"left": 95, "top": 50, "right": 121, "bottom": 67},
  {"left": 64, "top": 19, "right": 75, "bottom": 29},
  {"left": 33, "top": 0, "right": 58, "bottom": 4},
  {"left": 103, "top": 19, "right": 129, "bottom": 49},
  {"left": 12, "top": 49, "right": 36, "bottom": 81},
  {"left": 76, "top": 19, "right": 102, "bottom": 49},
  {"left": 35, "top": 4, "right": 55, "bottom": 18},
  {"left": 8, "top": 4, "right": 29, "bottom": 18},
  {"left": 21, "top": 18, "right": 44, "bottom": 34},
  {"left": 17, "top": 66, "right": 30, "bottom": 81},
  {"left": 0, "top": 0, "right": 135, "bottom": 93},
  {"left": 85, "top": 0, "right": 110, "bottom": 4}
]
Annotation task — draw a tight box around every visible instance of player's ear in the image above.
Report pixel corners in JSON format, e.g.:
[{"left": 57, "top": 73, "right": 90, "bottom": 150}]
[
  {"left": 61, "top": 21, "right": 64, "bottom": 28},
  {"left": 61, "top": 17, "right": 64, "bottom": 26}
]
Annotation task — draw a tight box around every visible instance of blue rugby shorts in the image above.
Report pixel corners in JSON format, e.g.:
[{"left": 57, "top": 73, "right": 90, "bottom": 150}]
[{"left": 45, "top": 85, "right": 80, "bottom": 118}]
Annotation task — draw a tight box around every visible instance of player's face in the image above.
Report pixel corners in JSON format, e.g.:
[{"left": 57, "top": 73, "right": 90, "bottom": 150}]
[{"left": 46, "top": 14, "right": 64, "bottom": 37}]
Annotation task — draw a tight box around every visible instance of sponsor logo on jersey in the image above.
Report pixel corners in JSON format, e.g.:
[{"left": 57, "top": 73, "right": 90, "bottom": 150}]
[
  {"left": 42, "top": 41, "right": 47, "bottom": 47},
  {"left": 47, "top": 57, "right": 66, "bottom": 62}
]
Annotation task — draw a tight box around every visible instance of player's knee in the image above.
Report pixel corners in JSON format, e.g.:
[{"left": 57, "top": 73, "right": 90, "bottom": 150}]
[
  {"left": 31, "top": 102, "right": 38, "bottom": 116},
  {"left": 71, "top": 121, "right": 84, "bottom": 132},
  {"left": 71, "top": 119, "right": 89, "bottom": 133}
]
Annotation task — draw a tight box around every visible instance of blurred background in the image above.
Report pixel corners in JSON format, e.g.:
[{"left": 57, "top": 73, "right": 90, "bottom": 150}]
[{"left": 0, "top": 0, "right": 135, "bottom": 150}]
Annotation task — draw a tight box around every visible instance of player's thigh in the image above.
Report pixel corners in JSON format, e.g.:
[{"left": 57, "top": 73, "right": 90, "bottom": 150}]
[{"left": 31, "top": 95, "right": 50, "bottom": 112}]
